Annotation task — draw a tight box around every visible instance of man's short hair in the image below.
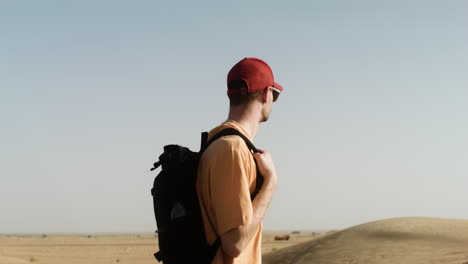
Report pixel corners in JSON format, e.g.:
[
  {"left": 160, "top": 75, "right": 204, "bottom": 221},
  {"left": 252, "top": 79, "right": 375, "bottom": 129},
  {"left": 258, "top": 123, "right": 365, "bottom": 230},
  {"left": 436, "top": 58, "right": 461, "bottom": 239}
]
[{"left": 228, "top": 80, "right": 262, "bottom": 106}]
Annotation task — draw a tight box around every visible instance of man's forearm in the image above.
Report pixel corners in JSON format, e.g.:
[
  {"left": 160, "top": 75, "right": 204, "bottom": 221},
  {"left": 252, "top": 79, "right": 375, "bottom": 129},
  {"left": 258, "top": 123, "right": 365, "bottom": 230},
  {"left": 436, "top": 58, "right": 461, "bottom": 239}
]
[{"left": 220, "top": 177, "right": 277, "bottom": 257}]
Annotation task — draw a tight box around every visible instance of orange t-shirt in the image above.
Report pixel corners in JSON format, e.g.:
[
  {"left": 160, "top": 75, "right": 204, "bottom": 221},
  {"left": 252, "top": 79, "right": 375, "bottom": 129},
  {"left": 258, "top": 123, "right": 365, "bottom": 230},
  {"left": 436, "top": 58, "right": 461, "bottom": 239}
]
[{"left": 196, "top": 120, "right": 262, "bottom": 264}]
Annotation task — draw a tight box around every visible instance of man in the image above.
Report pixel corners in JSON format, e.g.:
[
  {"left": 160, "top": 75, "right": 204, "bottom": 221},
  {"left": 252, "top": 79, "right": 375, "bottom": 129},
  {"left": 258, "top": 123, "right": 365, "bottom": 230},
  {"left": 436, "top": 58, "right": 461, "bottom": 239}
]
[{"left": 197, "top": 57, "right": 283, "bottom": 264}]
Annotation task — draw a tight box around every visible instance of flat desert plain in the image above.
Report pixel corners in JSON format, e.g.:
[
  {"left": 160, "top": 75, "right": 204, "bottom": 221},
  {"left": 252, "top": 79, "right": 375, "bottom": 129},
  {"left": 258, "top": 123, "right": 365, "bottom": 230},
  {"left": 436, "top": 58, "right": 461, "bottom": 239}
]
[
  {"left": 0, "top": 231, "right": 315, "bottom": 264},
  {"left": 1, "top": 217, "right": 468, "bottom": 264}
]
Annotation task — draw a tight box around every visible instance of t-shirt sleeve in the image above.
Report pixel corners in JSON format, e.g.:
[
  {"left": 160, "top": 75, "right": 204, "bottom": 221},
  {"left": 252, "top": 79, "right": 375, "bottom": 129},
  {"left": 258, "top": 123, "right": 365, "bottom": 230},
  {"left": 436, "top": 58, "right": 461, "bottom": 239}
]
[{"left": 210, "top": 140, "right": 253, "bottom": 236}]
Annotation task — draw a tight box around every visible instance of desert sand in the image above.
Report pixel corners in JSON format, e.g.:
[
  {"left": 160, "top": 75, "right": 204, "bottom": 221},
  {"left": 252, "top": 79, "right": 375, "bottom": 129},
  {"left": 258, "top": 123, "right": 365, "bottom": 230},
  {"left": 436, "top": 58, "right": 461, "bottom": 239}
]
[
  {"left": 1, "top": 217, "right": 467, "bottom": 264},
  {"left": 0, "top": 231, "right": 314, "bottom": 264},
  {"left": 263, "top": 217, "right": 468, "bottom": 264},
  {"left": 0, "top": 234, "right": 157, "bottom": 264},
  {"left": 0, "top": 232, "right": 311, "bottom": 264}
]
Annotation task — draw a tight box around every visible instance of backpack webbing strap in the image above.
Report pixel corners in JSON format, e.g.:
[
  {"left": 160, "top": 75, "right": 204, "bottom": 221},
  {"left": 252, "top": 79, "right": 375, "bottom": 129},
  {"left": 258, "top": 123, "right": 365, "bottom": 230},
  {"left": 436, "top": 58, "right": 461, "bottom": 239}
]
[
  {"left": 208, "top": 237, "right": 221, "bottom": 260},
  {"left": 153, "top": 251, "right": 163, "bottom": 261},
  {"left": 202, "top": 128, "right": 260, "bottom": 154},
  {"left": 202, "top": 127, "right": 264, "bottom": 201}
]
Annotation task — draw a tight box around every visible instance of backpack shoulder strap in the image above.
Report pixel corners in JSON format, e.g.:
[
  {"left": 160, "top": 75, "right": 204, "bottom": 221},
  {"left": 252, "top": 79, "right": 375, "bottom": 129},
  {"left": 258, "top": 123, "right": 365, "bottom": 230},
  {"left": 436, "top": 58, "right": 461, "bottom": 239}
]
[
  {"left": 199, "top": 127, "right": 264, "bottom": 260},
  {"left": 200, "top": 127, "right": 264, "bottom": 200},
  {"left": 201, "top": 128, "right": 260, "bottom": 153}
]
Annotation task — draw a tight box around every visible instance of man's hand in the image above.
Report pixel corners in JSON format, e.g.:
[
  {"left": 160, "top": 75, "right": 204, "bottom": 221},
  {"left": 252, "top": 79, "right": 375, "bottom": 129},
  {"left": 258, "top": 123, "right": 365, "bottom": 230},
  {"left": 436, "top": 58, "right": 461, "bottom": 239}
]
[
  {"left": 253, "top": 149, "right": 277, "bottom": 187},
  {"left": 221, "top": 148, "right": 278, "bottom": 258}
]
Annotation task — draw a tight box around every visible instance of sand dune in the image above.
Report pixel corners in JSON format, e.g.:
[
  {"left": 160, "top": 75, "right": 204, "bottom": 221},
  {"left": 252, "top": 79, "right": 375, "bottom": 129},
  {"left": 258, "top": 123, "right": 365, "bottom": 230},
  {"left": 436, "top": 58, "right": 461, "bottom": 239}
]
[{"left": 263, "top": 217, "right": 468, "bottom": 264}]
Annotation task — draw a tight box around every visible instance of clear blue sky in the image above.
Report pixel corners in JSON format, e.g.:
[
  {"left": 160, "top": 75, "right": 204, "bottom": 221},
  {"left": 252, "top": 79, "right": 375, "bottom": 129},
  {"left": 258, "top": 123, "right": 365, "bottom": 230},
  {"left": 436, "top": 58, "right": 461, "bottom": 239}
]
[{"left": 1, "top": 0, "right": 467, "bottom": 233}]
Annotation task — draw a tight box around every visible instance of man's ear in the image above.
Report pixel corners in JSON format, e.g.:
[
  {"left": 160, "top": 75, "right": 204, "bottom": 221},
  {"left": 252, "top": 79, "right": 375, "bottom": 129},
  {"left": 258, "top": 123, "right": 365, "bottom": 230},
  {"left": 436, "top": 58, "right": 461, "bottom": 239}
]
[{"left": 261, "top": 88, "right": 268, "bottom": 103}]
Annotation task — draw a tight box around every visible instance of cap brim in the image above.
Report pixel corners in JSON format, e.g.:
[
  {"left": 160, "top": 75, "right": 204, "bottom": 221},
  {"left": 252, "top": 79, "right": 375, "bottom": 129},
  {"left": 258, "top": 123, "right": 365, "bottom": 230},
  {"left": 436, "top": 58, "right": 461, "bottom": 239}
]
[{"left": 273, "top": 82, "right": 283, "bottom": 92}]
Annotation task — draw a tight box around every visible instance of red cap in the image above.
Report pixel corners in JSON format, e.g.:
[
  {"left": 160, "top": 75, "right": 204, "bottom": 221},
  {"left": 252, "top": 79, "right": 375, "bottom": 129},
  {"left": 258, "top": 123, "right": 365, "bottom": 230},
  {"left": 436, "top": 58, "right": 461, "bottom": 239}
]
[{"left": 227, "top": 57, "right": 284, "bottom": 95}]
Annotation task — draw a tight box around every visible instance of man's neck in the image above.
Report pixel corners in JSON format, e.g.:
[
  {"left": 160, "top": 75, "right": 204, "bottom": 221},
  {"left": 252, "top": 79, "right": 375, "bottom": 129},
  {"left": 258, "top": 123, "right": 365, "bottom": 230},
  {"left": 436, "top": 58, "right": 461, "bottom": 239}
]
[{"left": 227, "top": 106, "right": 261, "bottom": 140}]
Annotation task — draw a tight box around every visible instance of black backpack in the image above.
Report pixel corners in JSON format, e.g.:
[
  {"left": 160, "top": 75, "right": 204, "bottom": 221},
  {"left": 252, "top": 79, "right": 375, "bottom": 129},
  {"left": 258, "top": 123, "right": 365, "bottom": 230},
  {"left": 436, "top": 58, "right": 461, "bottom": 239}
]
[{"left": 150, "top": 128, "right": 263, "bottom": 264}]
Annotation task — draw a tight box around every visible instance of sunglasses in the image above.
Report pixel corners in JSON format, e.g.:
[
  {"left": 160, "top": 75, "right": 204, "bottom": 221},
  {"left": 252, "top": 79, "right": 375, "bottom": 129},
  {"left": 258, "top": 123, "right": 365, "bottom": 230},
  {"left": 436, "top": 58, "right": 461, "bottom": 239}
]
[{"left": 268, "top": 86, "right": 281, "bottom": 102}]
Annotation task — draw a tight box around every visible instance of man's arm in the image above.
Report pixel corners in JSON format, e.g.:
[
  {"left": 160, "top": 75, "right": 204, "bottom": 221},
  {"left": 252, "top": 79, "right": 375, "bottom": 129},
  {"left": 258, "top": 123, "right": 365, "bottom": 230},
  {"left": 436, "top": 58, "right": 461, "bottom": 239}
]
[{"left": 220, "top": 149, "right": 277, "bottom": 258}]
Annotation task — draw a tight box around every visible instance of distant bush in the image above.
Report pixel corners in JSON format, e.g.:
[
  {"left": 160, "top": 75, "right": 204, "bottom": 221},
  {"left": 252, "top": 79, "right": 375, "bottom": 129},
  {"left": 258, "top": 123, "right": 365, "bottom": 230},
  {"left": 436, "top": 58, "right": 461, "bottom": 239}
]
[
  {"left": 88, "top": 235, "right": 93, "bottom": 238},
  {"left": 29, "top": 256, "right": 36, "bottom": 262},
  {"left": 41, "top": 234, "right": 47, "bottom": 238},
  {"left": 116, "top": 258, "right": 120, "bottom": 263},
  {"left": 292, "top": 231, "right": 301, "bottom": 234},
  {"left": 274, "top": 235, "right": 290, "bottom": 241}
]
